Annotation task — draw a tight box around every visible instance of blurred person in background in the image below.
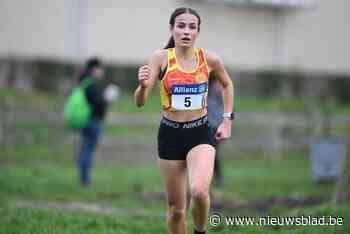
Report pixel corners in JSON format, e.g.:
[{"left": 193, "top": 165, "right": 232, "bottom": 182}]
[
  {"left": 77, "top": 57, "right": 119, "bottom": 187},
  {"left": 208, "top": 77, "right": 225, "bottom": 186},
  {"left": 134, "top": 7, "right": 234, "bottom": 234}
]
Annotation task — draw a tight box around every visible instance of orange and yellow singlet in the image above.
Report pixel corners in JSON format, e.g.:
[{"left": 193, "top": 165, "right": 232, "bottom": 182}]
[{"left": 160, "top": 48, "right": 210, "bottom": 111}]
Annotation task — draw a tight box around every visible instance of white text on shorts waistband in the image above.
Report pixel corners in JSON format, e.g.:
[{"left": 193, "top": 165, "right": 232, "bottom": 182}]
[{"left": 161, "top": 116, "right": 208, "bottom": 129}]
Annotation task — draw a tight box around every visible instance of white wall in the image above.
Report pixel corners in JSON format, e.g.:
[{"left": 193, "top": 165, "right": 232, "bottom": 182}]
[
  {"left": 86, "top": 0, "right": 176, "bottom": 64},
  {"left": 86, "top": 0, "right": 279, "bottom": 69},
  {"left": 283, "top": 0, "right": 350, "bottom": 74},
  {"left": 0, "top": 0, "right": 349, "bottom": 74},
  {"left": 0, "top": 0, "right": 279, "bottom": 68},
  {"left": 0, "top": 1, "right": 65, "bottom": 58}
]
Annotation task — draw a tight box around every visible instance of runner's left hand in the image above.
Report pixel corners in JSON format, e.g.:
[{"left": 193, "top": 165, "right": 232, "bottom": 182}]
[{"left": 215, "top": 118, "right": 232, "bottom": 140}]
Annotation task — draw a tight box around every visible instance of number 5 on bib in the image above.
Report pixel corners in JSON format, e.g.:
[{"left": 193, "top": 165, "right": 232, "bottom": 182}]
[{"left": 171, "top": 83, "right": 207, "bottom": 111}]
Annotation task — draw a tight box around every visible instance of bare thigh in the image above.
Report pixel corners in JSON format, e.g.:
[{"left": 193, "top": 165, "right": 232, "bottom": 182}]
[
  {"left": 186, "top": 144, "right": 216, "bottom": 193},
  {"left": 159, "top": 159, "right": 187, "bottom": 209}
]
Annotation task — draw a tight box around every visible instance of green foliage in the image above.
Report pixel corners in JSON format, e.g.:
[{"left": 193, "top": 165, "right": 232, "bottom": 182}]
[
  {"left": 0, "top": 88, "right": 64, "bottom": 110},
  {"left": 1, "top": 90, "right": 350, "bottom": 233},
  {"left": 2, "top": 88, "right": 350, "bottom": 114},
  {"left": 110, "top": 93, "right": 161, "bottom": 114}
]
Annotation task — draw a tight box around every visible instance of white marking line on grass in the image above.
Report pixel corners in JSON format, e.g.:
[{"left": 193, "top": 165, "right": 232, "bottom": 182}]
[{"left": 15, "top": 201, "right": 164, "bottom": 219}]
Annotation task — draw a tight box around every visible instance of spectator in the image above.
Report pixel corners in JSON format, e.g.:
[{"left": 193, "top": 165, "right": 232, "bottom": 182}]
[
  {"left": 77, "top": 57, "right": 119, "bottom": 187},
  {"left": 208, "top": 77, "right": 225, "bottom": 185}
]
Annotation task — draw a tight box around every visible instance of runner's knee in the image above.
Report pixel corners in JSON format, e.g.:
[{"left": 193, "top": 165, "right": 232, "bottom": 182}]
[
  {"left": 190, "top": 186, "right": 209, "bottom": 202},
  {"left": 167, "top": 207, "right": 186, "bottom": 223}
]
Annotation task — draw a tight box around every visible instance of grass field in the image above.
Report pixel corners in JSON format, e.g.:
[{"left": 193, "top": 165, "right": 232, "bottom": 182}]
[
  {"left": 1, "top": 142, "right": 350, "bottom": 233},
  {"left": 1, "top": 89, "right": 350, "bottom": 233}
]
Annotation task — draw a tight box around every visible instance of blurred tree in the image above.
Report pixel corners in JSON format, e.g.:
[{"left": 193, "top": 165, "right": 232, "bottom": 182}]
[{"left": 334, "top": 115, "right": 350, "bottom": 205}]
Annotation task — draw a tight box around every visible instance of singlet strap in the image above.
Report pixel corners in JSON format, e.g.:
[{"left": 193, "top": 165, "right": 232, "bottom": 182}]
[
  {"left": 159, "top": 66, "right": 167, "bottom": 80},
  {"left": 168, "top": 48, "right": 178, "bottom": 70},
  {"left": 159, "top": 48, "right": 177, "bottom": 80},
  {"left": 197, "top": 48, "right": 209, "bottom": 73}
]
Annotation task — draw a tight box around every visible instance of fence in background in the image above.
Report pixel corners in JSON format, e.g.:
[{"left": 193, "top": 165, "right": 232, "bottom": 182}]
[{"left": 1, "top": 100, "right": 347, "bottom": 160}]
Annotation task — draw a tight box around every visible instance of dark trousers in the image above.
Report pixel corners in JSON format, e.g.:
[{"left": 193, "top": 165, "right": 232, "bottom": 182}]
[
  {"left": 78, "top": 118, "right": 102, "bottom": 184},
  {"left": 213, "top": 139, "right": 223, "bottom": 180},
  {"left": 210, "top": 126, "right": 223, "bottom": 180}
]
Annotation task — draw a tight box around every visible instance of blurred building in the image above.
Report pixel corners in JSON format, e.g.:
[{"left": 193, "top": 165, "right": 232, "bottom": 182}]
[{"left": 0, "top": 0, "right": 350, "bottom": 94}]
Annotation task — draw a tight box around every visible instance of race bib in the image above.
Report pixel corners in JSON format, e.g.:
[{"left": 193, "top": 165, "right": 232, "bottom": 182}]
[{"left": 171, "top": 83, "right": 207, "bottom": 110}]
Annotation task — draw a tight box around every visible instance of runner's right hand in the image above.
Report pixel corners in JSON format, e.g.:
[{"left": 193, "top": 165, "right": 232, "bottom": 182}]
[{"left": 138, "top": 65, "right": 151, "bottom": 88}]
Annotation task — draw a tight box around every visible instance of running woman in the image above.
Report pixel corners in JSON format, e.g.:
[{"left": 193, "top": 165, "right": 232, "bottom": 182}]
[{"left": 134, "top": 7, "right": 234, "bottom": 234}]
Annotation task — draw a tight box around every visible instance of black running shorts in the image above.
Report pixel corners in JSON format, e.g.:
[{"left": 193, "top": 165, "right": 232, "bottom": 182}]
[{"left": 157, "top": 115, "right": 215, "bottom": 160}]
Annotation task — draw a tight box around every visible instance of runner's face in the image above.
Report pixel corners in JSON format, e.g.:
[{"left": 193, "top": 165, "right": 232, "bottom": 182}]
[{"left": 171, "top": 13, "right": 199, "bottom": 48}]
